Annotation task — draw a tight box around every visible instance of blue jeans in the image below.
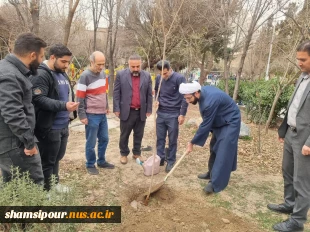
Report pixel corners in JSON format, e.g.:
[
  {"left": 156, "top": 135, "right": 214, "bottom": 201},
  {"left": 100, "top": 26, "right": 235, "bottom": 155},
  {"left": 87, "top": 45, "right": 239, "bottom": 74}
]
[
  {"left": 85, "top": 114, "right": 109, "bottom": 168},
  {"left": 156, "top": 111, "right": 179, "bottom": 165}
]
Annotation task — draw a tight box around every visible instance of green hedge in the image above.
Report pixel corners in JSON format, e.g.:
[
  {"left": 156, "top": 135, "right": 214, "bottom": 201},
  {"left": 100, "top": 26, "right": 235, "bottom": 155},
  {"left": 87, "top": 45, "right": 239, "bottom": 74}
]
[{"left": 217, "top": 79, "right": 294, "bottom": 125}]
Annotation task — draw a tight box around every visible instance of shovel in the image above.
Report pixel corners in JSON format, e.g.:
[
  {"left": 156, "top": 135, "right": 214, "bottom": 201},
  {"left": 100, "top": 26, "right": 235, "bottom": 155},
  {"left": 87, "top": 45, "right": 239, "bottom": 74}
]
[{"left": 139, "top": 151, "right": 189, "bottom": 203}]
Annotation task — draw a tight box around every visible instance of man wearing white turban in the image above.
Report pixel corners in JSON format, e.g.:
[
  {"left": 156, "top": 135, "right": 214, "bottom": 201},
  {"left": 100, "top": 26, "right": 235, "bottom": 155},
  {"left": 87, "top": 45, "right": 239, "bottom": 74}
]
[{"left": 179, "top": 82, "right": 241, "bottom": 194}]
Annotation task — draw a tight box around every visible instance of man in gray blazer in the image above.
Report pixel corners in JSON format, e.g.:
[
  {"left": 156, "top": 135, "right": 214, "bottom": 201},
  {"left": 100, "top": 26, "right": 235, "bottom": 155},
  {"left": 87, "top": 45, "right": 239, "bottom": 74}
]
[
  {"left": 267, "top": 40, "right": 310, "bottom": 232},
  {"left": 113, "top": 55, "right": 152, "bottom": 164}
]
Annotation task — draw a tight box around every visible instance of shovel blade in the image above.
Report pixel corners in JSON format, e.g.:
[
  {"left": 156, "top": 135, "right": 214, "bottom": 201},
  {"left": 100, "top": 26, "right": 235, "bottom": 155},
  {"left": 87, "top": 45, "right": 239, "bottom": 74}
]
[{"left": 137, "top": 181, "right": 165, "bottom": 202}]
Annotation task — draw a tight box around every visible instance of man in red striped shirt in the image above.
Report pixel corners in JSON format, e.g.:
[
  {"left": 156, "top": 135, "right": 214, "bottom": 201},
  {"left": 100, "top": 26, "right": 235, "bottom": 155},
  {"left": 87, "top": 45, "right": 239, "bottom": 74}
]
[{"left": 76, "top": 51, "right": 114, "bottom": 175}]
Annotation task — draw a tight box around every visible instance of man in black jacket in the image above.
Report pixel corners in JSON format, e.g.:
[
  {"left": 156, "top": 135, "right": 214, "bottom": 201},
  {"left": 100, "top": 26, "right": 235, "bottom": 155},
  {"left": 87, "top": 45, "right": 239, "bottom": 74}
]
[
  {"left": 0, "top": 33, "right": 46, "bottom": 184},
  {"left": 31, "top": 44, "right": 78, "bottom": 191}
]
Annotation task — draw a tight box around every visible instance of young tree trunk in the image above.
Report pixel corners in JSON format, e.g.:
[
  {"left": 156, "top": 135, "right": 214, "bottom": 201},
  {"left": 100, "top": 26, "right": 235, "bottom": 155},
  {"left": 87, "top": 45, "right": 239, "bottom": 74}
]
[
  {"left": 265, "top": 72, "right": 300, "bottom": 133},
  {"left": 265, "top": 86, "right": 282, "bottom": 133}
]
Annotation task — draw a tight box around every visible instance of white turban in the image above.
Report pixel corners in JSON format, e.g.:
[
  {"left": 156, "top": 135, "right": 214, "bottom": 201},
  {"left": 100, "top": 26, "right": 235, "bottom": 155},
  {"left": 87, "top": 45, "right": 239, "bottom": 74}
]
[{"left": 179, "top": 81, "right": 201, "bottom": 94}]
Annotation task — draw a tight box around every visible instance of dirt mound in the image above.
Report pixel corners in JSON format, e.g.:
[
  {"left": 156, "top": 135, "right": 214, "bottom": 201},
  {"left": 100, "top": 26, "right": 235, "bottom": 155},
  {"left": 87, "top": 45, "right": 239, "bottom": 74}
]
[{"left": 119, "top": 188, "right": 261, "bottom": 232}]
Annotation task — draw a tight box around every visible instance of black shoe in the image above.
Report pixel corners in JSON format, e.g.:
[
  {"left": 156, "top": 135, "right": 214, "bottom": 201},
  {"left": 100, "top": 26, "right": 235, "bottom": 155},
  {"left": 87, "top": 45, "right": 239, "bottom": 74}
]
[
  {"left": 267, "top": 203, "right": 293, "bottom": 215},
  {"left": 165, "top": 163, "right": 174, "bottom": 173},
  {"left": 87, "top": 167, "right": 99, "bottom": 175},
  {"left": 160, "top": 158, "right": 165, "bottom": 166},
  {"left": 198, "top": 172, "right": 211, "bottom": 179},
  {"left": 273, "top": 219, "right": 304, "bottom": 231},
  {"left": 203, "top": 182, "right": 214, "bottom": 194},
  {"left": 98, "top": 162, "right": 115, "bottom": 169}
]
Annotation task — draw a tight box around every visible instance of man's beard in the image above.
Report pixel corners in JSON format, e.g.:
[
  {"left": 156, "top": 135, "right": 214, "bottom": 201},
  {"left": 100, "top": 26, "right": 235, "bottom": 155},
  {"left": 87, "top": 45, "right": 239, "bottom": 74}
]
[
  {"left": 191, "top": 96, "right": 199, "bottom": 105},
  {"left": 132, "top": 71, "right": 140, "bottom": 77},
  {"left": 29, "top": 58, "right": 40, "bottom": 75},
  {"left": 54, "top": 60, "right": 65, "bottom": 73}
]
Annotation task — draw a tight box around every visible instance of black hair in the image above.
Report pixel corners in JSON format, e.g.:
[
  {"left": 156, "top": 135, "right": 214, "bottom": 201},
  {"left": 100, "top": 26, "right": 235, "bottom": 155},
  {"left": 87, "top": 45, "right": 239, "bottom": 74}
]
[
  {"left": 297, "top": 40, "right": 310, "bottom": 55},
  {"left": 156, "top": 60, "right": 170, "bottom": 70},
  {"left": 48, "top": 43, "right": 72, "bottom": 58},
  {"left": 13, "top": 33, "right": 47, "bottom": 56}
]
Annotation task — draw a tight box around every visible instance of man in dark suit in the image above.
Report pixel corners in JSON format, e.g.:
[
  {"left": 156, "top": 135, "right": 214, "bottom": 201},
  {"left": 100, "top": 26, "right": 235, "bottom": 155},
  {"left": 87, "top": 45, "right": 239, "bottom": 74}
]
[
  {"left": 267, "top": 40, "right": 310, "bottom": 232},
  {"left": 113, "top": 55, "right": 152, "bottom": 164}
]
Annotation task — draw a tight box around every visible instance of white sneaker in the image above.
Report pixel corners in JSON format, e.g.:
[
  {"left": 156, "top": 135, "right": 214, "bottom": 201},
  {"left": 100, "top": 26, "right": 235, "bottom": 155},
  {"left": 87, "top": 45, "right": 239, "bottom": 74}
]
[{"left": 55, "top": 184, "right": 71, "bottom": 193}]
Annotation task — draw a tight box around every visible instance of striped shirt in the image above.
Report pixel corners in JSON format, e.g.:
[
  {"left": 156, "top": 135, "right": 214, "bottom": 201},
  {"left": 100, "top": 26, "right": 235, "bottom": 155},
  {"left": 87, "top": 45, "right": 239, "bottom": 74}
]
[{"left": 76, "top": 69, "right": 109, "bottom": 119}]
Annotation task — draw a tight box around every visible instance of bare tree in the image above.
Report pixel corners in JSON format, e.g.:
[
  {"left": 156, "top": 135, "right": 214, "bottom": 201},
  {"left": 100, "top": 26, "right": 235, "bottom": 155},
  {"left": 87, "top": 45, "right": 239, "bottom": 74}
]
[
  {"left": 144, "top": 0, "right": 186, "bottom": 205},
  {"left": 63, "top": 0, "right": 80, "bottom": 46},
  {"left": 232, "top": 0, "right": 290, "bottom": 101},
  {"left": 8, "top": 0, "right": 40, "bottom": 34},
  {"left": 103, "top": 0, "right": 124, "bottom": 97},
  {"left": 91, "top": 0, "right": 104, "bottom": 51}
]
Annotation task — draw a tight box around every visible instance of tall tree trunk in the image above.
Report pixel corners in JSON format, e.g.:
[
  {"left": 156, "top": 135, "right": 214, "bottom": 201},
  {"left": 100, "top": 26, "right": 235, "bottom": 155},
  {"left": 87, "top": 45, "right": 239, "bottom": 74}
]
[
  {"left": 221, "top": 0, "right": 229, "bottom": 94},
  {"left": 303, "top": 0, "right": 310, "bottom": 11},
  {"left": 232, "top": 0, "right": 263, "bottom": 101},
  {"left": 108, "top": 57, "right": 115, "bottom": 98},
  {"left": 30, "top": 0, "right": 39, "bottom": 35},
  {"left": 104, "top": 31, "right": 109, "bottom": 57},
  {"left": 223, "top": 35, "right": 229, "bottom": 94},
  {"left": 93, "top": 28, "right": 97, "bottom": 51},
  {"left": 107, "top": 14, "right": 114, "bottom": 97},
  {"left": 224, "top": 57, "right": 229, "bottom": 94},
  {"left": 232, "top": 32, "right": 253, "bottom": 101},
  {"left": 199, "top": 50, "right": 207, "bottom": 85},
  {"left": 8, "top": 1, "right": 27, "bottom": 29},
  {"left": 92, "top": 0, "right": 104, "bottom": 52},
  {"left": 107, "top": 0, "right": 122, "bottom": 97},
  {"left": 63, "top": 0, "right": 80, "bottom": 46}
]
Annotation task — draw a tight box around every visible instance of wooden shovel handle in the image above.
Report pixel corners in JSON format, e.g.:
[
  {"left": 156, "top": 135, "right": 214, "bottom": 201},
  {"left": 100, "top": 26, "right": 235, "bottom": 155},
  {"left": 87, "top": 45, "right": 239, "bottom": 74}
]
[{"left": 164, "top": 151, "right": 189, "bottom": 181}]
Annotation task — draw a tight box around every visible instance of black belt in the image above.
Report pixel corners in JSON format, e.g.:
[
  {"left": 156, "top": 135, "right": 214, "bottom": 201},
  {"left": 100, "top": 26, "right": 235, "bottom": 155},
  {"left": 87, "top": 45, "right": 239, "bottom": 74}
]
[
  {"left": 130, "top": 108, "right": 140, "bottom": 111},
  {"left": 289, "top": 125, "right": 297, "bottom": 132}
]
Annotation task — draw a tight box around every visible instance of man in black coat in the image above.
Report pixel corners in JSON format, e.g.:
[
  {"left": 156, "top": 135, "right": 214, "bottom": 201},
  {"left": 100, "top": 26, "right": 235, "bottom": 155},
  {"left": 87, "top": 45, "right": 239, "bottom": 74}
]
[
  {"left": 0, "top": 33, "right": 46, "bottom": 184},
  {"left": 31, "top": 44, "right": 78, "bottom": 191}
]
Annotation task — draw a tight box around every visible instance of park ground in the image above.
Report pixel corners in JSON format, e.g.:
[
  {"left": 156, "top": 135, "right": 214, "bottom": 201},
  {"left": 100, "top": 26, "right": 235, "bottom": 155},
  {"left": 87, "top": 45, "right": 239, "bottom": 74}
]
[{"left": 58, "top": 103, "right": 310, "bottom": 232}]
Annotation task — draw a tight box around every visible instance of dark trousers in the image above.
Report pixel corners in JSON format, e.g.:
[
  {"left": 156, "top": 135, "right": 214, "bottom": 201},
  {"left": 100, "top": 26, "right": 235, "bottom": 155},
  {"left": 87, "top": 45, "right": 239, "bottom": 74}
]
[
  {"left": 209, "top": 119, "right": 239, "bottom": 192},
  {"left": 282, "top": 129, "right": 310, "bottom": 226},
  {"left": 120, "top": 109, "right": 146, "bottom": 156},
  {"left": 0, "top": 145, "right": 44, "bottom": 185},
  {"left": 156, "top": 112, "right": 179, "bottom": 165},
  {"left": 37, "top": 128, "right": 69, "bottom": 191},
  {"left": 208, "top": 133, "right": 216, "bottom": 173}
]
